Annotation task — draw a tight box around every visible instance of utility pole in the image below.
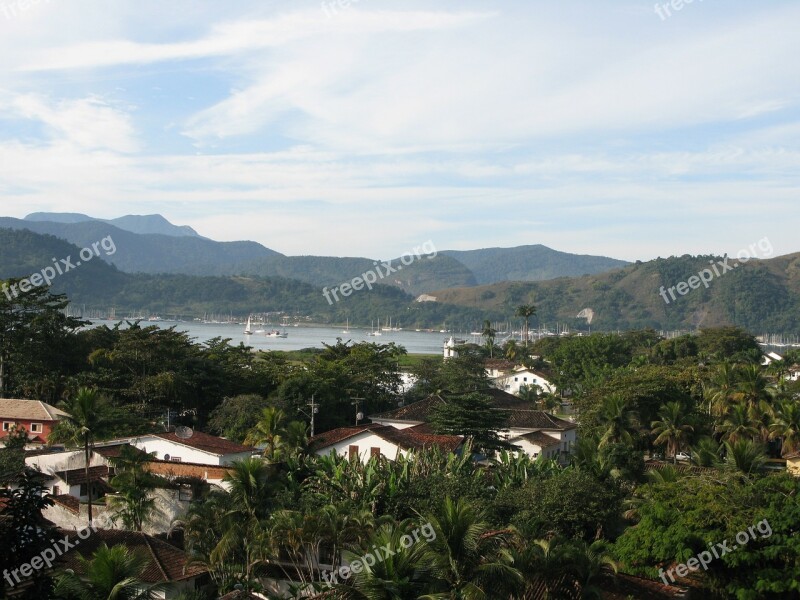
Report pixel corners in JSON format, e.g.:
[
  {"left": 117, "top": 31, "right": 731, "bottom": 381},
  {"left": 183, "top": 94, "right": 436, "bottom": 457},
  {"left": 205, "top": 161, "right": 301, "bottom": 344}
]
[
  {"left": 307, "top": 394, "right": 319, "bottom": 437},
  {"left": 350, "top": 396, "right": 365, "bottom": 425}
]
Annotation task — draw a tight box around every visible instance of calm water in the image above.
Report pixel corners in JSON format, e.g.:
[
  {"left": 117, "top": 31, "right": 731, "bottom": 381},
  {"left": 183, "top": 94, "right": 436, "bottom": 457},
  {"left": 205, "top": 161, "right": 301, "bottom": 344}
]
[{"left": 88, "top": 320, "right": 459, "bottom": 355}]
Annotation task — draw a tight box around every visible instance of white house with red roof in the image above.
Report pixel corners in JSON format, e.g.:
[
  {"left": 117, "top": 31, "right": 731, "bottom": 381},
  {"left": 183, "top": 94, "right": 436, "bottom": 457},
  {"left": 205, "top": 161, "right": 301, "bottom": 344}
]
[
  {"left": 0, "top": 398, "right": 69, "bottom": 445},
  {"left": 369, "top": 391, "right": 576, "bottom": 462},
  {"left": 308, "top": 422, "right": 463, "bottom": 463},
  {"left": 121, "top": 430, "right": 256, "bottom": 466},
  {"left": 493, "top": 366, "right": 556, "bottom": 395}
]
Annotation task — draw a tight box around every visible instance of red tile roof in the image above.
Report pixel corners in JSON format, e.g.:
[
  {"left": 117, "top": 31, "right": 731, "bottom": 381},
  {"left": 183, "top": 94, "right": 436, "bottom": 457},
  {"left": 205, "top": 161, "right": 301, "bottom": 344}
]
[
  {"left": 55, "top": 529, "right": 207, "bottom": 583},
  {"left": 516, "top": 431, "right": 561, "bottom": 448},
  {"left": 372, "top": 393, "right": 575, "bottom": 431},
  {"left": 54, "top": 465, "right": 112, "bottom": 485},
  {"left": 51, "top": 494, "right": 80, "bottom": 515},
  {"left": 151, "top": 430, "right": 254, "bottom": 456},
  {"left": 309, "top": 423, "right": 463, "bottom": 454}
]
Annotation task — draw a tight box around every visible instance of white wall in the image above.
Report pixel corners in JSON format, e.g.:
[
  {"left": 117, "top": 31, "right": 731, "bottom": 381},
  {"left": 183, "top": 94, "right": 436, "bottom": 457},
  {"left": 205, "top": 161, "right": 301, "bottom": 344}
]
[
  {"left": 128, "top": 435, "right": 250, "bottom": 466},
  {"left": 496, "top": 370, "right": 555, "bottom": 395},
  {"left": 315, "top": 432, "right": 408, "bottom": 463}
]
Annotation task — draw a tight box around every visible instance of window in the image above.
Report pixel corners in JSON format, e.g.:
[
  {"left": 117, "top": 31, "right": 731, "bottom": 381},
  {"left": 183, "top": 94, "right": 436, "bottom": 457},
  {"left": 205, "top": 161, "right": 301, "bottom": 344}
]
[
  {"left": 79, "top": 483, "right": 88, "bottom": 497},
  {"left": 178, "top": 485, "right": 193, "bottom": 501},
  {"left": 514, "top": 377, "right": 518, "bottom": 382},
  {"left": 523, "top": 377, "right": 528, "bottom": 382},
  {"left": 2, "top": 422, "right": 12, "bottom": 432},
  {"left": 370, "top": 447, "right": 381, "bottom": 458},
  {"left": 348, "top": 445, "right": 359, "bottom": 460},
  {"left": 53, "top": 485, "right": 61, "bottom": 496},
  {"left": 319, "top": 542, "right": 336, "bottom": 566},
  {"left": 30, "top": 423, "right": 42, "bottom": 433}
]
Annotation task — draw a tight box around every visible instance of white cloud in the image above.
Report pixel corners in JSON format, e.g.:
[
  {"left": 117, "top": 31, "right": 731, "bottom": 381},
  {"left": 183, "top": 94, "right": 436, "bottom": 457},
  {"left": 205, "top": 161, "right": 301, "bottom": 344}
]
[{"left": 8, "top": 94, "right": 138, "bottom": 152}]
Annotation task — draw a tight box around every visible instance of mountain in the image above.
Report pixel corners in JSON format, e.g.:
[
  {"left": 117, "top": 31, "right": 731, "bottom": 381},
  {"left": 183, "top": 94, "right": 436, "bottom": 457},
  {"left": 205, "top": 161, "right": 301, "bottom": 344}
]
[
  {"left": 428, "top": 252, "right": 800, "bottom": 332},
  {"left": 441, "top": 245, "right": 629, "bottom": 284},
  {"left": 25, "top": 212, "right": 201, "bottom": 237},
  {"left": 0, "top": 217, "right": 282, "bottom": 275},
  {"left": 0, "top": 228, "right": 489, "bottom": 327},
  {"left": 3, "top": 213, "right": 630, "bottom": 294},
  {"left": 3, "top": 227, "right": 800, "bottom": 332}
]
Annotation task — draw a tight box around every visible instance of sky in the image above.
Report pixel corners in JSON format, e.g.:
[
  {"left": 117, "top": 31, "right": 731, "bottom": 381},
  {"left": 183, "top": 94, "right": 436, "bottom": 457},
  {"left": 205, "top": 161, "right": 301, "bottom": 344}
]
[{"left": 0, "top": 0, "right": 798, "bottom": 262}]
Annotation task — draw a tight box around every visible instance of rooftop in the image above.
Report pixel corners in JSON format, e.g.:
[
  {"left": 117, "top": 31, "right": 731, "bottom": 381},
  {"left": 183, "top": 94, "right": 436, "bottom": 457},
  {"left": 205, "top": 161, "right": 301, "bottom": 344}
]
[
  {"left": 144, "top": 430, "right": 254, "bottom": 456},
  {"left": 309, "top": 422, "right": 463, "bottom": 454},
  {"left": 0, "top": 399, "right": 69, "bottom": 421},
  {"left": 372, "top": 393, "right": 575, "bottom": 431},
  {"left": 55, "top": 529, "right": 207, "bottom": 583}
]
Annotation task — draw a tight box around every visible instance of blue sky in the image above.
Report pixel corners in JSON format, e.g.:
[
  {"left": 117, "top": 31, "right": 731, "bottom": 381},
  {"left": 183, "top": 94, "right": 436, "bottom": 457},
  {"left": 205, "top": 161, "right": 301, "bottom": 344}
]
[{"left": 0, "top": 0, "right": 798, "bottom": 261}]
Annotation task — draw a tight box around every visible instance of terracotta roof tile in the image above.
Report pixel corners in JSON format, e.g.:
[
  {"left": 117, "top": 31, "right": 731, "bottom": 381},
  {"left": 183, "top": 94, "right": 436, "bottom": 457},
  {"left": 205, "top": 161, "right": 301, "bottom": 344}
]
[
  {"left": 0, "top": 399, "right": 69, "bottom": 421},
  {"left": 309, "top": 423, "right": 463, "bottom": 454},
  {"left": 151, "top": 430, "right": 254, "bottom": 456},
  {"left": 51, "top": 494, "right": 80, "bottom": 515},
  {"left": 55, "top": 529, "right": 207, "bottom": 583},
  {"left": 372, "top": 393, "right": 575, "bottom": 431}
]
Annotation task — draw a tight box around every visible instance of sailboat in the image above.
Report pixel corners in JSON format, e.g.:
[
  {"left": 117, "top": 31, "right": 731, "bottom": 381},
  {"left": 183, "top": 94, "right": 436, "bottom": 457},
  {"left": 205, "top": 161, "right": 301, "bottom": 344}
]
[
  {"left": 367, "top": 319, "right": 382, "bottom": 336},
  {"left": 244, "top": 316, "right": 253, "bottom": 335},
  {"left": 342, "top": 318, "right": 350, "bottom": 334}
]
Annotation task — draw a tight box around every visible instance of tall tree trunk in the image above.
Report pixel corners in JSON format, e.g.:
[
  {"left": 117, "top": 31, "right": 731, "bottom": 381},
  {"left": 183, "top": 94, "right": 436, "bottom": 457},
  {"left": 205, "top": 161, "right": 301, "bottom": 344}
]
[{"left": 85, "top": 433, "right": 93, "bottom": 526}]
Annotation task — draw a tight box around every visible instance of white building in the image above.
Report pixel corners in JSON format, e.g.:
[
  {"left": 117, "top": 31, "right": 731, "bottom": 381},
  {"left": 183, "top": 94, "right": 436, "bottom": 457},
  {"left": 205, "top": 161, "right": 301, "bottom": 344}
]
[
  {"left": 370, "top": 391, "right": 576, "bottom": 463},
  {"left": 493, "top": 366, "right": 556, "bottom": 395},
  {"left": 119, "top": 430, "right": 255, "bottom": 466},
  {"left": 309, "top": 422, "right": 462, "bottom": 463}
]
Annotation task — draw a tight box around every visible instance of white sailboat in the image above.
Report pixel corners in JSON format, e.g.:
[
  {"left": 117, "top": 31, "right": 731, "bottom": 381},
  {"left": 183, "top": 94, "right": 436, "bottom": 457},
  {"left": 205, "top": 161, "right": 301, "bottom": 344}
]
[
  {"left": 244, "top": 316, "right": 253, "bottom": 335},
  {"left": 367, "top": 319, "right": 382, "bottom": 336},
  {"left": 342, "top": 318, "right": 350, "bottom": 334}
]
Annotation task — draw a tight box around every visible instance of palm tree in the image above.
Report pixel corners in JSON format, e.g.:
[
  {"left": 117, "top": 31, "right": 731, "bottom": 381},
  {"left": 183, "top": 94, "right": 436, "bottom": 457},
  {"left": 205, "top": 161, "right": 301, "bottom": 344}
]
[
  {"left": 722, "top": 439, "right": 767, "bottom": 475},
  {"left": 223, "top": 456, "right": 275, "bottom": 520},
  {"left": 504, "top": 340, "right": 519, "bottom": 362},
  {"left": 419, "top": 497, "right": 521, "bottom": 598},
  {"left": 769, "top": 400, "right": 800, "bottom": 454},
  {"left": 49, "top": 387, "right": 111, "bottom": 526},
  {"left": 244, "top": 406, "right": 287, "bottom": 461},
  {"left": 691, "top": 437, "right": 721, "bottom": 467},
  {"left": 735, "top": 364, "right": 774, "bottom": 409},
  {"left": 481, "top": 320, "right": 497, "bottom": 358},
  {"left": 108, "top": 445, "right": 161, "bottom": 531},
  {"left": 511, "top": 535, "right": 575, "bottom": 599},
  {"left": 53, "top": 543, "right": 166, "bottom": 599},
  {"left": 338, "top": 521, "right": 431, "bottom": 599},
  {"left": 650, "top": 402, "right": 694, "bottom": 464},
  {"left": 716, "top": 403, "right": 759, "bottom": 443},
  {"left": 703, "top": 362, "right": 739, "bottom": 416},
  {"left": 515, "top": 305, "right": 537, "bottom": 348},
  {"left": 596, "top": 395, "right": 638, "bottom": 449},
  {"left": 749, "top": 400, "right": 775, "bottom": 444},
  {"left": 568, "top": 539, "right": 619, "bottom": 599}
]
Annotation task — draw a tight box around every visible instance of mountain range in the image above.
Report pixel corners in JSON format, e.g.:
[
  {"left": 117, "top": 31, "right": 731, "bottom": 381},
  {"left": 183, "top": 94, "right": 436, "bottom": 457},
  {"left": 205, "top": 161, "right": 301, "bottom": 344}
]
[
  {"left": 3, "top": 213, "right": 798, "bottom": 333},
  {"left": 0, "top": 213, "right": 628, "bottom": 295}
]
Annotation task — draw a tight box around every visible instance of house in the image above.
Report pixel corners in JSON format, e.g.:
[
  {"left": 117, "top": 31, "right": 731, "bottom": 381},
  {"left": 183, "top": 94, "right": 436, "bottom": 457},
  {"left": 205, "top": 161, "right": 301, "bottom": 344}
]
[
  {"left": 26, "top": 438, "right": 240, "bottom": 534},
  {"left": 370, "top": 392, "right": 577, "bottom": 462},
  {"left": 0, "top": 399, "right": 69, "bottom": 445},
  {"left": 111, "top": 430, "right": 255, "bottom": 466},
  {"left": 484, "top": 359, "right": 517, "bottom": 379},
  {"left": 493, "top": 366, "right": 556, "bottom": 395},
  {"left": 53, "top": 529, "right": 209, "bottom": 599},
  {"left": 309, "top": 422, "right": 463, "bottom": 463}
]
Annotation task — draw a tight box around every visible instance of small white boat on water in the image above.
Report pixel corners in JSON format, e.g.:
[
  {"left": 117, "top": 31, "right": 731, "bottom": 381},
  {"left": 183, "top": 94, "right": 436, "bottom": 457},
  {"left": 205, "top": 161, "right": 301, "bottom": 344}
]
[
  {"left": 244, "top": 316, "right": 253, "bottom": 335},
  {"left": 265, "top": 329, "right": 288, "bottom": 338}
]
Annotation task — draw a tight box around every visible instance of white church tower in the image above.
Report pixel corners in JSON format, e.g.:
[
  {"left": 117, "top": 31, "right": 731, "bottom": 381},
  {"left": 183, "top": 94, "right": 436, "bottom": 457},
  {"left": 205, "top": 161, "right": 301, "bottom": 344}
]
[{"left": 443, "top": 336, "right": 458, "bottom": 360}]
